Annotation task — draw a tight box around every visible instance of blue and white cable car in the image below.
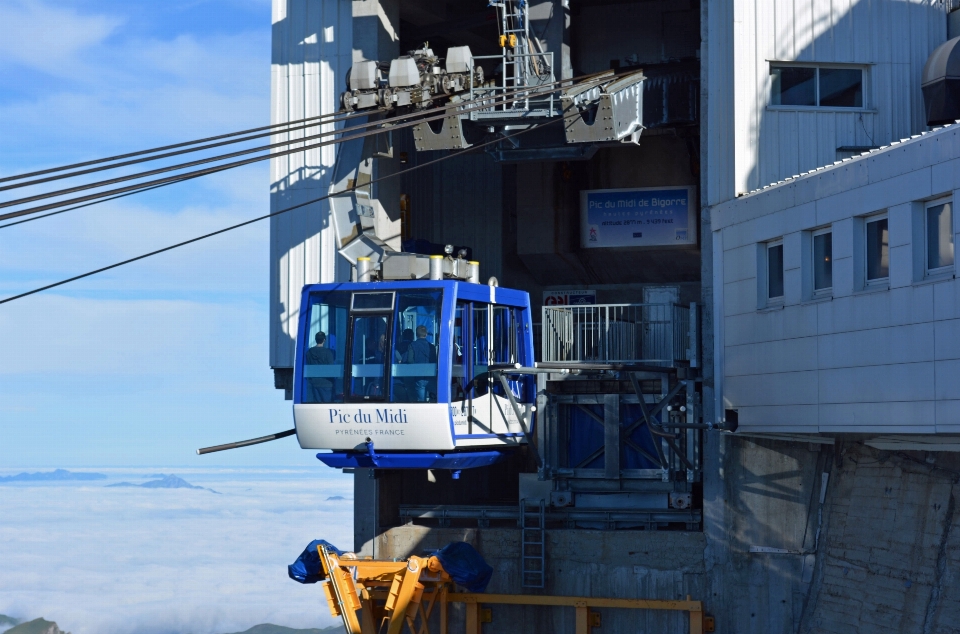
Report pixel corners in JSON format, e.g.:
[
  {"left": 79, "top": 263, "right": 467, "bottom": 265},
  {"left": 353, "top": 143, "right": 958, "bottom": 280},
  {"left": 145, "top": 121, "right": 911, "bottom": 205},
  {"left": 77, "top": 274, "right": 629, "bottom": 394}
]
[{"left": 292, "top": 279, "right": 537, "bottom": 470}]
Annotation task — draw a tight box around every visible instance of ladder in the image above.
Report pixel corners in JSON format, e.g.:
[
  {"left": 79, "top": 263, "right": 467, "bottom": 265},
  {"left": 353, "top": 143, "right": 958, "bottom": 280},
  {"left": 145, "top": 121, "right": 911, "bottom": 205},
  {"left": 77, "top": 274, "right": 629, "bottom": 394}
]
[{"left": 520, "top": 498, "right": 546, "bottom": 588}]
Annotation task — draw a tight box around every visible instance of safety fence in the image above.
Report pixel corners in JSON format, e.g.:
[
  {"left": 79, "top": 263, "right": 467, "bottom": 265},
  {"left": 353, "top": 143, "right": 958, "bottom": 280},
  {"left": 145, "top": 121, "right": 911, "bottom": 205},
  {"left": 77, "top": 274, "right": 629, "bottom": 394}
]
[{"left": 541, "top": 303, "right": 691, "bottom": 366}]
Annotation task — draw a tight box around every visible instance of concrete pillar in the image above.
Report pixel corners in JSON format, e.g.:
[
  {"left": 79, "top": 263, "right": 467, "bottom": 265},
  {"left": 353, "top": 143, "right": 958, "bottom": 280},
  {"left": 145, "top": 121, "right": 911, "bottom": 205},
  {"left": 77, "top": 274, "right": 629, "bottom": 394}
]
[{"left": 354, "top": 469, "right": 378, "bottom": 555}]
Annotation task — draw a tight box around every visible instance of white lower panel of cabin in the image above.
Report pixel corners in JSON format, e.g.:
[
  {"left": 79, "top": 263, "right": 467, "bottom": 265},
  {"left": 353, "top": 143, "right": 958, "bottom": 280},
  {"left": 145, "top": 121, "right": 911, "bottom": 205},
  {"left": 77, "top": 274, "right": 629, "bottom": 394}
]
[{"left": 295, "top": 403, "right": 455, "bottom": 451}]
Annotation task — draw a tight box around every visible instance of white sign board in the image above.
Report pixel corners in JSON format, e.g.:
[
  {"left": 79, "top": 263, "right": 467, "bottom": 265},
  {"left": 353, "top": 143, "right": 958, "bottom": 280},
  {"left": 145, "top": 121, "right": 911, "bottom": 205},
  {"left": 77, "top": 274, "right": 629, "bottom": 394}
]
[
  {"left": 543, "top": 290, "right": 597, "bottom": 306},
  {"left": 580, "top": 186, "right": 697, "bottom": 248}
]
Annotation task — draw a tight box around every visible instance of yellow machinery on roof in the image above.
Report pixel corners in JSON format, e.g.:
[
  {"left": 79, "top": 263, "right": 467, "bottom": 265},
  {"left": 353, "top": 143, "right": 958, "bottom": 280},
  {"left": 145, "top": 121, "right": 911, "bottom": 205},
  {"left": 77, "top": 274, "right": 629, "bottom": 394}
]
[{"left": 316, "top": 545, "right": 710, "bottom": 634}]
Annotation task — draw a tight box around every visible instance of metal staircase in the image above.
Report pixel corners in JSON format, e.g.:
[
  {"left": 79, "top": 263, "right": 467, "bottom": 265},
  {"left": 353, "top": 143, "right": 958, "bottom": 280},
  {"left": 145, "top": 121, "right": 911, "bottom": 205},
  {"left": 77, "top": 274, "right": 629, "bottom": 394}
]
[{"left": 520, "top": 498, "right": 546, "bottom": 588}]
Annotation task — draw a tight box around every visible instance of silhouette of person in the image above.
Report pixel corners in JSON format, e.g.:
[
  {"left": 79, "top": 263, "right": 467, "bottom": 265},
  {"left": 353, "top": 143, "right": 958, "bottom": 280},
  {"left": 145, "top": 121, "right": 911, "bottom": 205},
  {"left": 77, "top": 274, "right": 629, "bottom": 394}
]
[{"left": 305, "top": 331, "right": 335, "bottom": 402}]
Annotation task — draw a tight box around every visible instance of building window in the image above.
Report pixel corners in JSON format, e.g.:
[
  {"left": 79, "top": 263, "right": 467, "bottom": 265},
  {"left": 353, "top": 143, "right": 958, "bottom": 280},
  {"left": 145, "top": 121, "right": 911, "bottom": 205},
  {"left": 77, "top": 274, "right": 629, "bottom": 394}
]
[
  {"left": 926, "top": 198, "right": 954, "bottom": 275},
  {"left": 813, "top": 229, "right": 833, "bottom": 293},
  {"left": 770, "top": 65, "right": 864, "bottom": 108},
  {"left": 767, "top": 241, "right": 784, "bottom": 300},
  {"left": 865, "top": 215, "right": 889, "bottom": 284}
]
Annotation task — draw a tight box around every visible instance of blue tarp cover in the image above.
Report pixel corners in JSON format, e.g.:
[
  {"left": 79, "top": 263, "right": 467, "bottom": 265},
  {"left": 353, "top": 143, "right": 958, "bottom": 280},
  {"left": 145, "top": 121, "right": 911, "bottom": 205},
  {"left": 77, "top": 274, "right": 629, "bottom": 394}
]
[
  {"left": 288, "top": 539, "right": 342, "bottom": 584},
  {"left": 435, "top": 542, "right": 493, "bottom": 593}
]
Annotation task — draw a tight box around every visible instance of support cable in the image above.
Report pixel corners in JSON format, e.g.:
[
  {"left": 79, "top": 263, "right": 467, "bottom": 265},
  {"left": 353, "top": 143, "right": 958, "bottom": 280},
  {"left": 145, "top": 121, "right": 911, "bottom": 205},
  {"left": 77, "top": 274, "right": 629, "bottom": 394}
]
[
  {"left": 0, "top": 110, "right": 364, "bottom": 185},
  {"left": 0, "top": 114, "right": 368, "bottom": 192},
  {"left": 0, "top": 73, "right": 609, "bottom": 222},
  {"left": 0, "top": 110, "right": 581, "bottom": 305}
]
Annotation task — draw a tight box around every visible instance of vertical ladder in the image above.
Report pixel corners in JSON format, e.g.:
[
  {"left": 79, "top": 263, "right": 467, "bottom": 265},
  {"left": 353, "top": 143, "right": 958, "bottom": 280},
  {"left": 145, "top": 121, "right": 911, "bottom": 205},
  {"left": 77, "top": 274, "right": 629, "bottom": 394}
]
[{"left": 520, "top": 498, "right": 546, "bottom": 588}]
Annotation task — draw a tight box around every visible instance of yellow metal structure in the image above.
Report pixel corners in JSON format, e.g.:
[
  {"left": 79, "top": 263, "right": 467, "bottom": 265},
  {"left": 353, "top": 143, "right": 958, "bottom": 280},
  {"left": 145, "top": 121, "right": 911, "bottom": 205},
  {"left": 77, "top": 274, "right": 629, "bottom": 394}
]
[
  {"left": 498, "top": 34, "right": 517, "bottom": 48},
  {"left": 316, "top": 546, "right": 706, "bottom": 634}
]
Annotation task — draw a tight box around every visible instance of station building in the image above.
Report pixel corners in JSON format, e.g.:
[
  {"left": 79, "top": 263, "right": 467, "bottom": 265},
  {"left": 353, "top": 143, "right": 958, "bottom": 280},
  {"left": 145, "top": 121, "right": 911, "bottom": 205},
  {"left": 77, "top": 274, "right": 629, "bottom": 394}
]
[{"left": 268, "top": 0, "right": 960, "bottom": 630}]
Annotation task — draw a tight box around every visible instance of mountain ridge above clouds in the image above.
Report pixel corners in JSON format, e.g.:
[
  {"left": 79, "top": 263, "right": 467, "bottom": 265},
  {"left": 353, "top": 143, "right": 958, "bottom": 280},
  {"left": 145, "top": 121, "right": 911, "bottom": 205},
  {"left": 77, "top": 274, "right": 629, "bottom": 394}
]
[
  {"left": 219, "top": 625, "right": 342, "bottom": 634},
  {"left": 3, "top": 618, "right": 68, "bottom": 634},
  {"left": 107, "top": 474, "right": 221, "bottom": 494},
  {"left": 1, "top": 618, "right": 340, "bottom": 634},
  {"left": 0, "top": 469, "right": 106, "bottom": 483}
]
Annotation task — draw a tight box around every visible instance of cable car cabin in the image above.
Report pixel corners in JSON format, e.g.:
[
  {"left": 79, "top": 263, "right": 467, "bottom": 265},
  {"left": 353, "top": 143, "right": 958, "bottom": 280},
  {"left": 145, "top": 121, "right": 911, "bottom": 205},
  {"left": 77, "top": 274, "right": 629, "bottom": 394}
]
[{"left": 293, "top": 280, "right": 536, "bottom": 470}]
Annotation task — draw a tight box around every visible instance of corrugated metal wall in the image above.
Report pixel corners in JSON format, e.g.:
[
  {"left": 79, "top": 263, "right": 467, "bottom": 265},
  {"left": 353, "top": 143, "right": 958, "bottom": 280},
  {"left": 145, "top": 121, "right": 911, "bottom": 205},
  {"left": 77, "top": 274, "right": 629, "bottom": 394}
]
[
  {"left": 269, "top": 0, "right": 352, "bottom": 369},
  {"left": 397, "top": 129, "right": 505, "bottom": 282},
  {"left": 733, "top": 0, "right": 948, "bottom": 196}
]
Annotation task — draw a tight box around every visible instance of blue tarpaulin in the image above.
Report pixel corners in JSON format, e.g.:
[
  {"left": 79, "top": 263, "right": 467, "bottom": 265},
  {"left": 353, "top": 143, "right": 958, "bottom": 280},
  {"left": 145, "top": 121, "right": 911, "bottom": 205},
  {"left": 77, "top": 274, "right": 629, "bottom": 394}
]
[
  {"left": 435, "top": 542, "right": 493, "bottom": 592},
  {"left": 288, "top": 539, "right": 342, "bottom": 584}
]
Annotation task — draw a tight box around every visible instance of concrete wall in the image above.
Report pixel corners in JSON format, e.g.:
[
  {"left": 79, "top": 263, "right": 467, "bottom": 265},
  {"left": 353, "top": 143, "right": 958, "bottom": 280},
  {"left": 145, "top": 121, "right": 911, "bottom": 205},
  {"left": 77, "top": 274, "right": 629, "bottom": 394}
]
[
  {"left": 800, "top": 443, "right": 960, "bottom": 633},
  {"left": 376, "top": 526, "right": 706, "bottom": 634},
  {"left": 732, "top": 0, "right": 948, "bottom": 197},
  {"left": 360, "top": 438, "right": 960, "bottom": 634},
  {"left": 713, "top": 124, "right": 960, "bottom": 435}
]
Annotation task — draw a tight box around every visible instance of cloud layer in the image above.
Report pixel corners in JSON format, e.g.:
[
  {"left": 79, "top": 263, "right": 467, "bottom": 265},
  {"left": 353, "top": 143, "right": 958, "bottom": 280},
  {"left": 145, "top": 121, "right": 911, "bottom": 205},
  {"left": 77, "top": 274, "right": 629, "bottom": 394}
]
[{"left": 0, "top": 468, "right": 354, "bottom": 634}]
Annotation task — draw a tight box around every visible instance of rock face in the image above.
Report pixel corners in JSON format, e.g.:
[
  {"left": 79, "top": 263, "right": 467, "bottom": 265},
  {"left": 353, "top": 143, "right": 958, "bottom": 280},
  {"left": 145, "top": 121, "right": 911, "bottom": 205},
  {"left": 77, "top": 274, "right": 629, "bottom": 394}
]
[{"left": 5, "top": 619, "right": 67, "bottom": 634}]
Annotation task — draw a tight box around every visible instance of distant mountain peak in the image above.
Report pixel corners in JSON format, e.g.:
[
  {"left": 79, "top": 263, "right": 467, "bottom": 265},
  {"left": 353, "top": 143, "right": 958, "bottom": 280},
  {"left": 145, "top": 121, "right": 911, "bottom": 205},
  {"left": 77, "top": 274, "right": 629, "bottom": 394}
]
[
  {"left": 107, "top": 474, "right": 220, "bottom": 494},
  {"left": 4, "top": 618, "right": 68, "bottom": 634},
  {"left": 0, "top": 469, "right": 107, "bottom": 483},
  {"left": 222, "top": 624, "right": 342, "bottom": 634}
]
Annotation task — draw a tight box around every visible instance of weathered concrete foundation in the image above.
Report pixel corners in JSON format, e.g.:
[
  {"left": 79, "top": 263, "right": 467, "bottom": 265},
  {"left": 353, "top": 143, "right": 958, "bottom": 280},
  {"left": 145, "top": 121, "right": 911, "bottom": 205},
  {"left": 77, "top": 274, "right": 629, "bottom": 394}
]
[{"left": 358, "top": 438, "right": 960, "bottom": 633}]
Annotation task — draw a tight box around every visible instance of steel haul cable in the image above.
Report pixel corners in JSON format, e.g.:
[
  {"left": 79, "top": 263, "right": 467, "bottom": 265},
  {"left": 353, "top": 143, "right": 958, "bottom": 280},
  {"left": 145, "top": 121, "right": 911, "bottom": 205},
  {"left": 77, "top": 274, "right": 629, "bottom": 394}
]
[
  {"left": 0, "top": 108, "right": 587, "bottom": 305},
  {"left": 0, "top": 109, "right": 363, "bottom": 184},
  {"left": 0, "top": 72, "right": 609, "bottom": 217},
  {"left": 0, "top": 70, "right": 615, "bottom": 221}
]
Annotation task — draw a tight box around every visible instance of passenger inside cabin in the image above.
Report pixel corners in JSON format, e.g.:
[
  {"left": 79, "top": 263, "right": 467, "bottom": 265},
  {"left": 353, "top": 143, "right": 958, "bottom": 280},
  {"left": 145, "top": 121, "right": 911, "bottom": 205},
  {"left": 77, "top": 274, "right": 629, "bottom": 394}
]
[
  {"left": 406, "top": 325, "right": 438, "bottom": 401},
  {"left": 305, "top": 331, "right": 335, "bottom": 402},
  {"left": 396, "top": 328, "right": 415, "bottom": 358}
]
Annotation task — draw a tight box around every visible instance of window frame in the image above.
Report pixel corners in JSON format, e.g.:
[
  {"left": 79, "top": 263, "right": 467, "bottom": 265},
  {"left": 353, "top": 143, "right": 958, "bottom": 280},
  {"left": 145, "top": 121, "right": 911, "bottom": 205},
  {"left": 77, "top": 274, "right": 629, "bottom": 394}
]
[
  {"left": 863, "top": 213, "right": 890, "bottom": 288},
  {"left": 768, "top": 62, "right": 869, "bottom": 111},
  {"left": 924, "top": 197, "right": 954, "bottom": 278},
  {"left": 811, "top": 227, "right": 834, "bottom": 297},
  {"left": 766, "top": 239, "right": 785, "bottom": 304}
]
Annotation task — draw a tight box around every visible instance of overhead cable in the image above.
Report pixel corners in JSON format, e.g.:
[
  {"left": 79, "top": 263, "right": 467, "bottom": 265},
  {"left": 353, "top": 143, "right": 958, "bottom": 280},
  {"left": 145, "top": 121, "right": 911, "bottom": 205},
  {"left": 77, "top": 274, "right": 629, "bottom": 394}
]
[
  {"left": 0, "top": 68, "right": 608, "bottom": 189},
  {"left": 0, "top": 114, "right": 369, "bottom": 192},
  {"left": 0, "top": 182, "right": 191, "bottom": 230},
  {"left": 0, "top": 73, "right": 608, "bottom": 222},
  {"left": 0, "top": 109, "right": 364, "bottom": 185},
  {"left": 0, "top": 110, "right": 581, "bottom": 306}
]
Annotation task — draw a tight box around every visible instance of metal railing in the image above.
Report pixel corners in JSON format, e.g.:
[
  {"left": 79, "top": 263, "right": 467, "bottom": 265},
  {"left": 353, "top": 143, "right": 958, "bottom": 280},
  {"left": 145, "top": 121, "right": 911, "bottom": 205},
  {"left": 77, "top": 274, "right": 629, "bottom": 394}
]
[
  {"left": 541, "top": 303, "right": 691, "bottom": 366},
  {"left": 469, "top": 51, "right": 556, "bottom": 119}
]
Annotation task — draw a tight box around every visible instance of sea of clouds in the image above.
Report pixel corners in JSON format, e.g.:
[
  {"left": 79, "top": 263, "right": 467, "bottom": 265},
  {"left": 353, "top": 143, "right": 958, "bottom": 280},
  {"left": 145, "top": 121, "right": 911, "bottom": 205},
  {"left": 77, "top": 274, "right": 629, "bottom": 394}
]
[{"left": 0, "top": 467, "right": 353, "bottom": 634}]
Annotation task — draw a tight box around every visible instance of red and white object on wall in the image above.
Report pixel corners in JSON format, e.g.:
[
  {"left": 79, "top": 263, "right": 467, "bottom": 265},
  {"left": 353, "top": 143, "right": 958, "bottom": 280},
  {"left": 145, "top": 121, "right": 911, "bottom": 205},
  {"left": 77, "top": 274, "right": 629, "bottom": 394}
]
[{"left": 543, "top": 290, "right": 597, "bottom": 306}]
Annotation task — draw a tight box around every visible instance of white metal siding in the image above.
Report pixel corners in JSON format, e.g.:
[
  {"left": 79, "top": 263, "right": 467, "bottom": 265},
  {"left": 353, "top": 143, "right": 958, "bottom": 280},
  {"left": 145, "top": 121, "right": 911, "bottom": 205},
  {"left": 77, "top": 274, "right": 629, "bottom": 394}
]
[
  {"left": 714, "top": 124, "right": 960, "bottom": 434},
  {"left": 733, "top": 0, "right": 948, "bottom": 197},
  {"left": 270, "top": 0, "right": 352, "bottom": 368}
]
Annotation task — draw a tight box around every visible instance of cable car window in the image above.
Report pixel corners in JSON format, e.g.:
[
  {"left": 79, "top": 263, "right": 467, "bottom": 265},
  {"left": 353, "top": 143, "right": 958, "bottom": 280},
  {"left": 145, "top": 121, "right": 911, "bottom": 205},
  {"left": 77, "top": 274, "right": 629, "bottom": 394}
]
[
  {"left": 451, "top": 303, "right": 468, "bottom": 401},
  {"left": 351, "top": 292, "right": 395, "bottom": 312},
  {"left": 472, "top": 304, "right": 489, "bottom": 397},
  {"left": 348, "top": 314, "right": 390, "bottom": 401},
  {"left": 492, "top": 306, "right": 517, "bottom": 365},
  {"left": 390, "top": 290, "right": 442, "bottom": 403},
  {"left": 303, "top": 292, "right": 348, "bottom": 403}
]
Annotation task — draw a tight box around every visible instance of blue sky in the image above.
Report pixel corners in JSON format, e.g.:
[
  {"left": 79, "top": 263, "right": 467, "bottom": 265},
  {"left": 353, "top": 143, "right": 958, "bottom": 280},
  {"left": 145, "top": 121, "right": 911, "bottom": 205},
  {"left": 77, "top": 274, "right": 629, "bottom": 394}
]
[{"left": 0, "top": 0, "right": 321, "bottom": 468}]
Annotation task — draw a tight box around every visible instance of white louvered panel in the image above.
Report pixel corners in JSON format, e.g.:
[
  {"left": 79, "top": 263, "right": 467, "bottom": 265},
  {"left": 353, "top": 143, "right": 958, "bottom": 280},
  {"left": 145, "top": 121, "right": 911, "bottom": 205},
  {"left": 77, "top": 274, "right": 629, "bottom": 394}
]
[
  {"left": 759, "top": 110, "right": 781, "bottom": 191},
  {"left": 794, "top": 0, "right": 815, "bottom": 62},
  {"left": 735, "top": 0, "right": 757, "bottom": 196},
  {"left": 850, "top": 0, "right": 874, "bottom": 64},
  {"left": 270, "top": 0, "right": 351, "bottom": 368},
  {"left": 778, "top": 109, "right": 799, "bottom": 179},
  {"left": 797, "top": 111, "right": 818, "bottom": 174},
  {"left": 810, "top": 0, "right": 834, "bottom": 62},
  {"left": 873, "top": 61, "right": 893, "bottom": 143},
  {"left": 773, "top": 0, "right": 795, "bottom": 61},
  {"left": 832, "top": 0, "right": 854, "bottom": 63},
  {"left": 816, "top": 111, "right": 836, "bottom": 168}
]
